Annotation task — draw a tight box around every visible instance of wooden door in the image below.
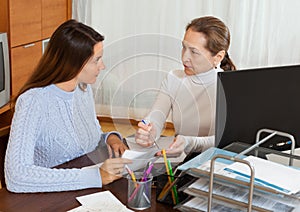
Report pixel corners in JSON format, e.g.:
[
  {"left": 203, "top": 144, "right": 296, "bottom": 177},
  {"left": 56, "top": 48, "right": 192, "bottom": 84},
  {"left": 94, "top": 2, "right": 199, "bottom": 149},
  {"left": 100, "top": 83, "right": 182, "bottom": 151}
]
[
  {"left": 10, "top": 41, "right": 42, "bottom": 95},
  {"left": 42, "top": 0, "right": 68, "bottom": 39},
  {"left": 9, "top": 0, "right": 42, "bottom": 47}
]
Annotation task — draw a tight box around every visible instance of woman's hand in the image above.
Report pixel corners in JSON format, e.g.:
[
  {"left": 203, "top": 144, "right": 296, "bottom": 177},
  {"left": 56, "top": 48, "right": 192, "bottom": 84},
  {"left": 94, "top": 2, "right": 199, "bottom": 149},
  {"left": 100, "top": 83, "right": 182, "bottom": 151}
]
[
  {"left": 135, "top": 121, "right": 156, "bottom": 147},
  {"left": 157, "top": 135, "right": 186, "bottom": 157},
  {"left": 106, "top": 134, "right": 128, "bottom": 158},
  {"left": 100, "top": 158, "right": 132, "bottom": 185}
]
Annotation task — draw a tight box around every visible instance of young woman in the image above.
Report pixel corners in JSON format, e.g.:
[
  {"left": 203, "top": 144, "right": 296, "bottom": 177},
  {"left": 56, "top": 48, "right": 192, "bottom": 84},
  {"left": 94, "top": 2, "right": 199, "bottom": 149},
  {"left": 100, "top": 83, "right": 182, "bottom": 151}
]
[
  {"left": 135, "top": 16, "right": 236, "bottom": 156},
  {"left": 5, "top": 20, "right": 131, "bottom": 193}
]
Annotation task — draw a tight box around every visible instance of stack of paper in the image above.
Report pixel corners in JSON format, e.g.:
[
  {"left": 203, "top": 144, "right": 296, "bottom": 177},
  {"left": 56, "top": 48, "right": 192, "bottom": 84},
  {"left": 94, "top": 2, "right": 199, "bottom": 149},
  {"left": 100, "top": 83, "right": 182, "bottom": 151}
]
[
  {"left": 67, "top": 191, "right": 133, "bottom": 212},
  {"left": 266, "top": 148, "right": 300, "bottom": 168},
  {"left": 174, "top": 148, "right": 300, "bottom": 211},
  {"left": 224, "top": 155, "right": 300, "bottom": 195},
  {"left": 180, "top": 177, "right": 299, "bottom": 212}
]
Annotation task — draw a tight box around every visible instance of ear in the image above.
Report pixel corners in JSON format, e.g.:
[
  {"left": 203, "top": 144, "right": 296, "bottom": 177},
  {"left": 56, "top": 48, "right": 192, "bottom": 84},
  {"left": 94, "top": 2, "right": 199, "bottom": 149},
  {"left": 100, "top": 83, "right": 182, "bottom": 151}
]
[{"left": 213, "top": 50, "right": 226, "bottom": 66}]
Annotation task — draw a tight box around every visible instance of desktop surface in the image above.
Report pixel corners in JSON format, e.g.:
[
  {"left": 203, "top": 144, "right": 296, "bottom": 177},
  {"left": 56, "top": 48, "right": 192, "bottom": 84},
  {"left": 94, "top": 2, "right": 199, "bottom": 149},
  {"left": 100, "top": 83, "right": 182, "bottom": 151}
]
[{"left": 0, "top": 148, "right": 178, "bottom": 212}]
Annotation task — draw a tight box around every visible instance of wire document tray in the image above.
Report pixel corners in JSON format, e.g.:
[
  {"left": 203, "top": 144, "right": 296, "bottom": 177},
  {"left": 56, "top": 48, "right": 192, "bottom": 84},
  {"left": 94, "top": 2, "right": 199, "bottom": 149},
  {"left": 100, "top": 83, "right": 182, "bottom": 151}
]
[{"left": 174, "top": 129, "right": 300, "bottom": 212}]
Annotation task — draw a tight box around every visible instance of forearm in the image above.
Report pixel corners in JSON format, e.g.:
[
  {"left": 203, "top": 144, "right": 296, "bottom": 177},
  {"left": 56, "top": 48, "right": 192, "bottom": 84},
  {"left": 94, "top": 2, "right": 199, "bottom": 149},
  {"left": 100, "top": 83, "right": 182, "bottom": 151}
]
[
  {"left": 5, "top": 159, "right": 102, "bottom": 193},
  {"left": 182, "top": 135, "right": 215, "bottom": 154}
]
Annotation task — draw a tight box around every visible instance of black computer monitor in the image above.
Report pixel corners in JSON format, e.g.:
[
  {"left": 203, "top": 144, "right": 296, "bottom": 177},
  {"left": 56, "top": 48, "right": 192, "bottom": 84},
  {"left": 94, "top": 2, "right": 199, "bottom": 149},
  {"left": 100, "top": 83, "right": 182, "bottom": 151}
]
[{"left": 215, "top": 65, "right": 300, "bottom": 149}]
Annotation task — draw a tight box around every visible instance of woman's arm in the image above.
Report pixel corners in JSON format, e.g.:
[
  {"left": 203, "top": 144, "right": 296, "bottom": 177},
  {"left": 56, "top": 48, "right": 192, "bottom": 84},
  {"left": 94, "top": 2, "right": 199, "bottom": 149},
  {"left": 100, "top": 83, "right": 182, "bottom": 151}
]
[
  {"left": 5, "top": 92, "right": 102, "bottom": 193},
  {"left": 162, "top": 135, "right": 215, "bottom": 157}
]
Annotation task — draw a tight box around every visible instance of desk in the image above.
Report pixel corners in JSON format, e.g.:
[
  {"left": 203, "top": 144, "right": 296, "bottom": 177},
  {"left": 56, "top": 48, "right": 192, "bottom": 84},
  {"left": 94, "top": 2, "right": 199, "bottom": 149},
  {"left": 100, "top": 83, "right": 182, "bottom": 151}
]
[{"left": 0, "top": 148, "right": 177, "bottom": 212}]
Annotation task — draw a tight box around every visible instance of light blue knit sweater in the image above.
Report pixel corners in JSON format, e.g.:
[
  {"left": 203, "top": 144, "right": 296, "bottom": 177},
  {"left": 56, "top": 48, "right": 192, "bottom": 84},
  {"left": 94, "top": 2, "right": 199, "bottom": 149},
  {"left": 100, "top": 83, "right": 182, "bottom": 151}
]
[{"left": 5, "top": 84, "right": 119, "bottom": 193}]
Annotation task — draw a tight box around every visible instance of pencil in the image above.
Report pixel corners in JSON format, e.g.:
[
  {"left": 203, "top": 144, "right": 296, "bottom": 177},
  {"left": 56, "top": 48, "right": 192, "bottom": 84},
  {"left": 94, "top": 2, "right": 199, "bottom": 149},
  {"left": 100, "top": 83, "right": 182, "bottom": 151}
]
[
  {"left": 125, "top": 165, "right": 137, "bottom": 187},
  {"left": 141, "top": 119, "right": 160, "bottom": 149},
  {"left": 167, "top": 159, "right": 179, "bottom": 204},
  {"left": 162, "top": 149, "right": 176, "bottom": 204}
]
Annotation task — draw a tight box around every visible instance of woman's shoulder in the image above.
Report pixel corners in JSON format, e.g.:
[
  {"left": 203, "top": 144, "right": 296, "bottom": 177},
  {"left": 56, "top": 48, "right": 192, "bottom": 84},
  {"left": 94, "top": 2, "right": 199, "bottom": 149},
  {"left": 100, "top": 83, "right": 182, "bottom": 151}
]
[
  {"left": 161, "top": 70, "right": 185, "bottom": 91},
  {"left": 169, "top": 69, "right": 185, "bottom": 77},
  {"left": 165, "top": 70, "right": 185, "bottom": 81},
  {"left": 17, "top": 86, "right": 50, "bottom": 106},
  {"left": 19, "top": 87, "right": 45, "bottom": 100}
]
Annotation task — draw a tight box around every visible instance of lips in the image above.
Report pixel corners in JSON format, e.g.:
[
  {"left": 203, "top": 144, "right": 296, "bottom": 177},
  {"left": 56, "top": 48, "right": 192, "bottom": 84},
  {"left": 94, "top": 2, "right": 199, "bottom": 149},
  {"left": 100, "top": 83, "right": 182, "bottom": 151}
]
[
  {"left": 183, "top": 65, "right": 195, "bottom": 75},
  {"left": 184, "top": 65, "right": 193, "bottom": 71},
  {"left": 184, "top": 64, "right": 192, "bottom": 69}
]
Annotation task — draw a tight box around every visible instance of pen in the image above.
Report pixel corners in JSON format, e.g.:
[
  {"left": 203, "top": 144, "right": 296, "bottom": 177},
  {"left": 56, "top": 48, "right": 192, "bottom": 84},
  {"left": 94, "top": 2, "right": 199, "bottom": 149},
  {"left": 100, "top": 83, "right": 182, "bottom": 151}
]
[
  {"left": 125, "top": 165, "right": 137, "bottom": 187},
  {"left": 141, "top": 163, "right": 154, "bottom": 182},
  {"left": 269, "top": 140, "right": 292, "bottom": 148},
  {"left": 141, "top": 162, "right": 153, "bottom": 204},
  {"left": 128, "top": 182, "right": 151, "bottom": 204},
  {"left": 167, "top": 159, "right": 179, "bottom": 204},
  {"left": 141, "top": 119, "right": 160, "bottom": 149},
  {"left": 158, "top": 171, "right": 185, "bottom": 201},
  {"left": 128, "top": 167, "right": 152, "bottom": 204},
  {"left": 162, "top": 149, "right": 176, "bottom": 204}
]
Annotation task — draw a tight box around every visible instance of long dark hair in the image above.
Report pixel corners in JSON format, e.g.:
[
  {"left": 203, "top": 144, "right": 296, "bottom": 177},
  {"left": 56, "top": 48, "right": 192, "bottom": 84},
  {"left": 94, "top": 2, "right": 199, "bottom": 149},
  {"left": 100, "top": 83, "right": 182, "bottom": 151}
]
[
  {"left": 12, "top": 19, "right": 104, "bottom": 107},
  {"left": 186, "top": 16, "right": 236, "bottom": 71}
]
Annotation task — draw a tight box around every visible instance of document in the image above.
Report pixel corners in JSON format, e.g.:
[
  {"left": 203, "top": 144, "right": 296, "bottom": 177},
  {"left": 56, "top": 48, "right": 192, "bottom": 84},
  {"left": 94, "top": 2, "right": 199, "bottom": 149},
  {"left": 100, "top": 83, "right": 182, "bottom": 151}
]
[
  {"left": 124, "top": 136, "right": 186, "bottom": 169},
  {"left": 67, "top": 191, "right": 133, "bottom": 212},
  {"left": 121, "top": 148, "right": 158, "bottom": 172},
  {"left": 224, "top": 155, "right": 300, "bottom": 194},
  {"left": 178, "top": 196, "right": 246, "bottom": 212},
  {"left": 174, "top": 147, "right": 300, "bottom": 212},
  {"left": 181, "top": 177, "right": 299, "bottom": 212},
  {"left": 266, "top": 148, "right": 300, "bottom": 168},
  {"left": 177, "top": 147, "right": 238, "bottom": 171}
]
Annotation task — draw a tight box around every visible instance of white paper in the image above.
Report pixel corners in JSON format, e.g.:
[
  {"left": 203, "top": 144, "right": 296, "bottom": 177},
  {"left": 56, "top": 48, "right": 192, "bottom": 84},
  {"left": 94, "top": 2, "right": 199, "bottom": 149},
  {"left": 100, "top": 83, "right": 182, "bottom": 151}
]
[
  {"left": 266, "top": 148, "right": 300, "bottom": 168},
  {"left": 121, "top": 149, "right": 157, "bottom": 172},
  {"left": 67, "top": 191, "right": 133, "bottom": 212},
  {"left": 125, "top": 136, "right": 186, "bottom": 164},
  {"left": 224, "top": 155, "right": 300, "bottom": 194},
  {"left": 186, "top": 177, "right": 298, "bottom": 212}
]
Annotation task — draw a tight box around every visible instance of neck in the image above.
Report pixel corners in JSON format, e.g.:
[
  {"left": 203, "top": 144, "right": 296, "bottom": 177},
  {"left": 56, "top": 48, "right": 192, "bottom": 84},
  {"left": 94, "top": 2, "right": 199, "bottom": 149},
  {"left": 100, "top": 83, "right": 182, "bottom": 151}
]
[{"left": 55, "top": 79, "right": 78, "bottom": 92}]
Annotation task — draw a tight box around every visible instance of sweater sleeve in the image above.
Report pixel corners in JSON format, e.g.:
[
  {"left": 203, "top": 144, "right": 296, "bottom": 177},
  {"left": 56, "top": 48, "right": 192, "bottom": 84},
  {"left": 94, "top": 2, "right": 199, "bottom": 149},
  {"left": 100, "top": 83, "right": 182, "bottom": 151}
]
[
  {"left": 146, "top": 73, "right": 176, "bottom": 139},
  {"left": 5, "top": 92, "right": 102, "bottom": 193},
  {"left": 182, "top": 135, "right": 215, "bottom": 154}
]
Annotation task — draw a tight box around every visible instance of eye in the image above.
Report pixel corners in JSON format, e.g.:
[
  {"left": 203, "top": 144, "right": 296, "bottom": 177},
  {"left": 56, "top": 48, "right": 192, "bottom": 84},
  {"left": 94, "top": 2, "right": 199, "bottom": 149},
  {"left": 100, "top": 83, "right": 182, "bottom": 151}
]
[
  {"left": 95, "top": 56, "right": 102, "bottom": 62},
  {"left": 191, "top": 49, "right": 200, "bottom": 55}
]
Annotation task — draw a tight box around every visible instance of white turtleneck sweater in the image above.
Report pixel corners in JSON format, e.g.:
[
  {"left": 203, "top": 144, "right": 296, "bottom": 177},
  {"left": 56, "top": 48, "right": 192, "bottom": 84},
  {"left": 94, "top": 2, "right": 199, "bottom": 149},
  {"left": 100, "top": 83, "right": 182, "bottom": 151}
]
[{"left": 147, "top": 68, "right": 223, "bottom": 153}]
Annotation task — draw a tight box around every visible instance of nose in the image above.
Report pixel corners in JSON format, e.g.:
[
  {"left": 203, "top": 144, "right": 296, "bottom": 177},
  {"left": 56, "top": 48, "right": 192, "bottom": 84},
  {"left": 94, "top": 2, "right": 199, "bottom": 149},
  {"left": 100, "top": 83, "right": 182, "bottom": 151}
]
[
  {"left": 98, "top": 59, "right": 105, "bottom": 71},
  {"left": 181, "top": 49, "right": 190, "bottom": 64}
]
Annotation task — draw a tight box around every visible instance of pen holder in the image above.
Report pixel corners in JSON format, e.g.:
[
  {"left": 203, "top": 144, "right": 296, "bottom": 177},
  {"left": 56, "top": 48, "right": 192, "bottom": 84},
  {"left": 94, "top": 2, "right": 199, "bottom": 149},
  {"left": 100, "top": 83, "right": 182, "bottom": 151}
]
[
  {"left": 155, "top": 172, "right": 194, "bottom": 206},
  {"left": 127, "top": 172, "right": 153, "bottom": 210}
]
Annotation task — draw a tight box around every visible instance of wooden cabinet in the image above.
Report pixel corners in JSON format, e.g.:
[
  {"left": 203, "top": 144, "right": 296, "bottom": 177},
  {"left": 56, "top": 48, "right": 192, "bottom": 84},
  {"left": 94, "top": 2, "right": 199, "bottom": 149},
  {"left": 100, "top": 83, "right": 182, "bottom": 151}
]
[
  {"left": 11, "top": 42, "right": 42, "bottom": 95},
  {"left": 9, "top": 0, "right": 42, "bottom": 47},
  {"left": 8, "top": 0, "right": 70, "bottom": 96},
  {"left": 1, "top": 0, "right": 71, "bottom": 95},
  {"left": 9, "top": 0, "right": 69, "bottom": 47},
  {"left": 42, "top": 0, "right": 68, "bottom": 39},
  {"left": 0, "top": 0, "right": 72, "bottom": 136}
]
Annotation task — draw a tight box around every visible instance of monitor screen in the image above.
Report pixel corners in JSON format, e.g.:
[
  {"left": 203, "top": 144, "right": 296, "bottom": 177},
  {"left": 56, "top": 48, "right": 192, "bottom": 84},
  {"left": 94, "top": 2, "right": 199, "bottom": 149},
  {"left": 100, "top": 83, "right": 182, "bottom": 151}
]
[
  {"left": 0, "top": 42, "right": 4, "bottom": 92},
  {"left": 0, "top": 32, "right": 11, "bottom": 108},
  {"left": 215, "top": 65, "right": 300, "bottom": 149}
]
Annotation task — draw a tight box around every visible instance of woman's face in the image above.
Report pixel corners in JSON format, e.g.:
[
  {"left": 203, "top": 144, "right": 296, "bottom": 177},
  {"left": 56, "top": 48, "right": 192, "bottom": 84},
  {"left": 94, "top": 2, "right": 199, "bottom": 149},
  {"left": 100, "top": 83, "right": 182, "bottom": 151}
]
[
  {"left": 78, "top": 42, "right": 105, "bottom": 84},
  {"left": 181, "top": 29, "right": 216, "bottom": 75}
]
